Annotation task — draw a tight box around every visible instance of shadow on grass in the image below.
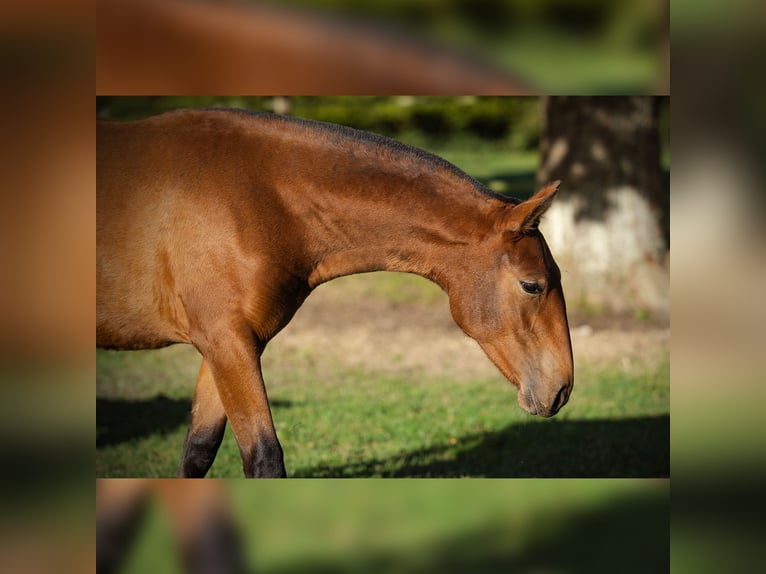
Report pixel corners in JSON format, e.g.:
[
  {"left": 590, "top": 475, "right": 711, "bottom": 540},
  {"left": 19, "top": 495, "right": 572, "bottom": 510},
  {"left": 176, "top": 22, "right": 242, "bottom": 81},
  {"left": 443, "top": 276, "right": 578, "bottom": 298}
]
[
  {"left": 97, "top": 395, "right": 294, "bottom": 448},
  {"left": 264, "top": 486, "right": 668, "bottom": 574},
  {"left": 295, "top": 415, "right": 669, "bottom": 478},
  {"left": 97, "top": 395, "right": 191, "bottom": 448},
  {"left": 97, "top": 395, "right": 667, "bottom": 478}
]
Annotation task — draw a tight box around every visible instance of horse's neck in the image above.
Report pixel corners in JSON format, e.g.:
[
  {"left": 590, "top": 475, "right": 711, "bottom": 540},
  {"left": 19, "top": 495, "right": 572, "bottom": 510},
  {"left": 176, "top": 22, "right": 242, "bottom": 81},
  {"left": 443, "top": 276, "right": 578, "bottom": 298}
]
[{"left": 293, "top": 153, "right": 494, "bottom": 289}]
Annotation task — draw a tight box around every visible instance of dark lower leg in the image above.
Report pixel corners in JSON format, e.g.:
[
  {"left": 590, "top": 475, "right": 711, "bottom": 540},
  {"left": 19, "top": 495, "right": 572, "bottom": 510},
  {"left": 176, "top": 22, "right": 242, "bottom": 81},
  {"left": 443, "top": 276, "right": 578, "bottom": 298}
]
[
  {"left": 178, "top": 510, "right": 246, "bottom": 574},
  {"left": 96, "top": 480, "right": 151, "bottom": 574},
  {"left": 242, "top": 434, "right": 286, "bottom": 478},
  {"left": 178, "top": 419, "right": 227, "bottom": 478},
  {"left": 198, "top": 328, "right": 287, "bottom": 478},
  {"left": 178, "top": 360, "right": 227, "bottom": 478},
  {"left": 160, "top": 481, "right": 247, "bottom": 574}
]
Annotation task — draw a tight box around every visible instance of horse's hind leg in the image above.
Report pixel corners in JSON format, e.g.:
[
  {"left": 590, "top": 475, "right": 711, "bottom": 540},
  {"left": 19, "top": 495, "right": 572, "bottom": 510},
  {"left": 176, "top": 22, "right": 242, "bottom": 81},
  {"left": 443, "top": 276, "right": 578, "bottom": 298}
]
[
  {"left": 178, "top": 360, "right": 227, "bottom": 478},
  {"left": 97, "top": 479, "right": 151, "bottom": 574},
  {"left": 157, "top": 480, "right": 246, "bottom": 574}
]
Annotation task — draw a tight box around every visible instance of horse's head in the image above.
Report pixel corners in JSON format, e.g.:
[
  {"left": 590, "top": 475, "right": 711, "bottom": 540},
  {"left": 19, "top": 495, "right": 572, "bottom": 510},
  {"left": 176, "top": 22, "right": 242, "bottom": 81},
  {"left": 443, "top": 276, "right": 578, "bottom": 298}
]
[{"left": 449, "top": 181, "right": 573, "bottom": 417}]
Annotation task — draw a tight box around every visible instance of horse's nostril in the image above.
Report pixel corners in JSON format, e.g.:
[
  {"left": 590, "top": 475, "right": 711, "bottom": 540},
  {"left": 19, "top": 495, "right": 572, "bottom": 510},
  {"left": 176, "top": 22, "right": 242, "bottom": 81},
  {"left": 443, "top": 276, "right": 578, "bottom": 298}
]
[{"left": 551, "top": 383, "right": 570, "bottom": 414}]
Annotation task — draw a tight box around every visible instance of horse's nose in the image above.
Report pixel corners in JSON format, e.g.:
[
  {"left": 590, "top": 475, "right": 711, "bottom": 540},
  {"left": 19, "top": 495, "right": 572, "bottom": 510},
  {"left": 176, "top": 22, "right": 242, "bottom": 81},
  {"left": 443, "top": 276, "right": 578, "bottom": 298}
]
[{"left": 549, "top": 380, "right": 571, "bottom": 416}]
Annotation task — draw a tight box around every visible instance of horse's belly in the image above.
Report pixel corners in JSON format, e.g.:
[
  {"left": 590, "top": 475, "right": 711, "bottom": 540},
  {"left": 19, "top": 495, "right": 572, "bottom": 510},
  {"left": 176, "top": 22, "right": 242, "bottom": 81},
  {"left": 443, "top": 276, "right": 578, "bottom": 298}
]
[
  {"left": 96, "top": 263, "right": 192, "bottom": 351},
  {"left": 96, "top": 298, "right": 190, "bottom": 350},
  {"left": 96, "top": 324, "right": 180, "bottom": 351}
]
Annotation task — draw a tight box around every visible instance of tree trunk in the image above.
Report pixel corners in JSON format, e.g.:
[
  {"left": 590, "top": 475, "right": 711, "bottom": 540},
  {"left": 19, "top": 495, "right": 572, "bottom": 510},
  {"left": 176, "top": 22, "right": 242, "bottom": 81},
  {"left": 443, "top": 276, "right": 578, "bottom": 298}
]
[{"left": 537, "top": 96, "right": 668, "bottom": 315}]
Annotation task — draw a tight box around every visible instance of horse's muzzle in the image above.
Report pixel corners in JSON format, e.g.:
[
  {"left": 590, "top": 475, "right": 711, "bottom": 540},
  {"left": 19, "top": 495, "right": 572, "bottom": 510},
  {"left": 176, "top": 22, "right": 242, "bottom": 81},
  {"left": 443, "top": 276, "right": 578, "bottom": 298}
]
[{"left": 519, "top": 379, "right": 571, "bottom": 417}]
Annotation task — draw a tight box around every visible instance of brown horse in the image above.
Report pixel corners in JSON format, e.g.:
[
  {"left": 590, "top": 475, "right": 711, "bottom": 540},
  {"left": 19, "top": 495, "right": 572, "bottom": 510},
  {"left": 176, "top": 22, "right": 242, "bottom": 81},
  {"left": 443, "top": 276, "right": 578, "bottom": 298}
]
[{"left": 97, "top": 109, "right": 573, "bottom": 477}]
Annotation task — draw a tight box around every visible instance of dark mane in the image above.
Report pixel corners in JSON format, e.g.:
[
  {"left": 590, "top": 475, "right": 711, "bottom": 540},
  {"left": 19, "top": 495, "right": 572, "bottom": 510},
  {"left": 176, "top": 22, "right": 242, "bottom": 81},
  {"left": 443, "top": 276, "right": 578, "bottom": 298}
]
[{"left": 209, "top": 108, "right": 520, "bottom": 205}]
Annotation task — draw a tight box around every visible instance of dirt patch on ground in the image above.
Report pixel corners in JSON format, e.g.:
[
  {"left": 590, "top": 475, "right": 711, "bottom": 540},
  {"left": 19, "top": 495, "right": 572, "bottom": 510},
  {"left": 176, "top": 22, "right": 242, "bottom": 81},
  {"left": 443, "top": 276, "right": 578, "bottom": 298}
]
[{"left": 267, "top": 280, "right": 669, "bottom": 382}]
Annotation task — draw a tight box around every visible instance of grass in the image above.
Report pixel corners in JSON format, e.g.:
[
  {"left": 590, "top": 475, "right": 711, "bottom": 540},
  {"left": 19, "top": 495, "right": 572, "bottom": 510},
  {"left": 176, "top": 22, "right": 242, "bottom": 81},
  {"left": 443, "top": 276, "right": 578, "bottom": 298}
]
[
  {"left": 117, "top": 479, "right": 669, "bottom": 574},
  {"left": 323, "top": 270, "right": 446, "bottom": 306},
  {"left": 96, "top": 280, "right": 668, "bottom": 478}
]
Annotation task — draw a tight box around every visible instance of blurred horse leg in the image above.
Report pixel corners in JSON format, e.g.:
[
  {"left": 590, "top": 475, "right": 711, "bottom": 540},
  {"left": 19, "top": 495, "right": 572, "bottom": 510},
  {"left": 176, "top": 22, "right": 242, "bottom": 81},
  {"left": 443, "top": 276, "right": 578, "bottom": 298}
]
[
  {"left": 96, "top": 479, "right": 151, "bottom": 574},
  {"left": 157, "top": 480, "right": 246, "bottom": 574}
]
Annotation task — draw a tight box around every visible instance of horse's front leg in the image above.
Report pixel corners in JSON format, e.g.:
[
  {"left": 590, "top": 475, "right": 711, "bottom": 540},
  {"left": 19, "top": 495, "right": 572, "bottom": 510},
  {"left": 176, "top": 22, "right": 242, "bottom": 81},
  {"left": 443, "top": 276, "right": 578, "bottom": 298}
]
[
  {"left": 196, "top": 326, "right": 286, "bottom": 478},
  {"left": 178, "top": 359, "right": 227, "bottom": 478}
]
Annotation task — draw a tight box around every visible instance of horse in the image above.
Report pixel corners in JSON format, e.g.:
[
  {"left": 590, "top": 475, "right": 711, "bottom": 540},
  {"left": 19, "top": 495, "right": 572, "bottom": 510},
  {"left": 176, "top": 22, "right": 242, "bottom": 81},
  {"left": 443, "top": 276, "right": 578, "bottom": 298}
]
[{"left": 97, "top": 109, "right": 573, "bottom": 477}]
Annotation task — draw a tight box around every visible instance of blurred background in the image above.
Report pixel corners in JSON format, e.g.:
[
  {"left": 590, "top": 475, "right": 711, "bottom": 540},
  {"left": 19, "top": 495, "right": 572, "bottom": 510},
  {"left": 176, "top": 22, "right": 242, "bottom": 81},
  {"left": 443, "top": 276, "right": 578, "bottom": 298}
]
[
  {"left": 97, "top": 97, "right": 669, "bottom": 479},
  {"left": 98, "top": 479, "right": 668, "bottom": 574},
  {"left": 671, "top": 2, "right": 766, "bottom": 572},
  {"left": 278, "top": 0, "right": 669, "bottom": 92},
  {"left": 6, "top": 0, "right": 766, "bottom": 570},
  {"left": 97, "top": 0, "right": 669, "bottom": 94}
]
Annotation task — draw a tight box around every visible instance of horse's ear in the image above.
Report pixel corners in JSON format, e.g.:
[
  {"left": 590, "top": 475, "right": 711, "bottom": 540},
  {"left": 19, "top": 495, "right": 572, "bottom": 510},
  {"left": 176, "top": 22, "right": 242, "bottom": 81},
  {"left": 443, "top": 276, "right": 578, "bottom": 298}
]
[{"left": 506, "top": 180, "right": 561, "bottom": 233}]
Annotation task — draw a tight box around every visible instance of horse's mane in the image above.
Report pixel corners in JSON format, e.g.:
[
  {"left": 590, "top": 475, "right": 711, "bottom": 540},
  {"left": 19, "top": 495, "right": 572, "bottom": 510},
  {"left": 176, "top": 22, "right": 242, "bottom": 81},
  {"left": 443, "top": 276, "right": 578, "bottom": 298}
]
[{"left": 210, "top": 108, "right": 521, "bottom": 205}]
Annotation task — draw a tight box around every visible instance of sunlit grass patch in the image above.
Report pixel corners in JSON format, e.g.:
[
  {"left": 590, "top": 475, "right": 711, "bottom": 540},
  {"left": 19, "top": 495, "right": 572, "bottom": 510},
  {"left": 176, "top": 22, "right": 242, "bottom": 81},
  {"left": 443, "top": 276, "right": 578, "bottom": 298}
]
[{"left": 97, "top": 341, "right": 668, "bottom": 478}]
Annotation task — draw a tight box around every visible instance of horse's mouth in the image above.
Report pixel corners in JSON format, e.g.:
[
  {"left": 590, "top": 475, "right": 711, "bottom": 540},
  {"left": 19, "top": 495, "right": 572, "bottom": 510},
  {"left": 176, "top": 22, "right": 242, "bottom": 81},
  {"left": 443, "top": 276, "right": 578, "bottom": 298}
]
[
  {"left": 518, "top": 386, "right": 568, "bottom": 418},
  {"left": 522, "top": 403, "right": 539, "bottom": 416},
  {"left": 517, "top": 389, "right": 540, "bottom": 416},
  {"left": 500, "top": 361, "right": 570, "bottom": 417}
]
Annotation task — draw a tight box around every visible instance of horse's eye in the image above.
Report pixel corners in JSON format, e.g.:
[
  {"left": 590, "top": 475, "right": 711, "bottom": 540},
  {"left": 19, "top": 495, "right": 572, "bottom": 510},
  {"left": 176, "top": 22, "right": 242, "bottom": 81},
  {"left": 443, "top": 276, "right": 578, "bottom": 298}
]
[{"left": 520, "top": 281, "right": 543, "bottom": 295}]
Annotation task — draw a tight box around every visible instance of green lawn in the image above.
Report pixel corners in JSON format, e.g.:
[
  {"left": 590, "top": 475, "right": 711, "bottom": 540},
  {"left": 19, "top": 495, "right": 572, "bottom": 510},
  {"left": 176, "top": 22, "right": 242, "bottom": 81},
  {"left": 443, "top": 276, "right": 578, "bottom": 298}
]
[
  {"left": 118, "top": 479, "right": 669, "bottom": 574},
  {"left": 96, "top": 342, "right": 668, "bottom": 478}
]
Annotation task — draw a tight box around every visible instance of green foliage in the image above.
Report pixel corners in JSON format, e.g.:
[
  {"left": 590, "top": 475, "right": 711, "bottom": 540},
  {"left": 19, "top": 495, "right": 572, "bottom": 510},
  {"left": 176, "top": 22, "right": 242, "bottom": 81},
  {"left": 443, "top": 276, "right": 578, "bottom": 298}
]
[
  {"left": 97, "top": 96, "right": 543, "bottom": 152},
  {"left": 282, "top": 0, "right": 651, "bottom": 39},
  {"left": 97, "top": 96, "right": 670, "bottom": 160},
  {"left": 290, "top": 96, "right": 540, "bottom": 151},
  {"left": 95, "top": 96, "right": 275, "bottom": 120}
]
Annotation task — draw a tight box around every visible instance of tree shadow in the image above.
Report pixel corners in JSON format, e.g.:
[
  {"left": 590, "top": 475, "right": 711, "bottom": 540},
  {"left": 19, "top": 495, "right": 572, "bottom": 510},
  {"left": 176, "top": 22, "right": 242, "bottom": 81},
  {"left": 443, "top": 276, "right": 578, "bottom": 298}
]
[
  {"left": 264, "top": 485, "right": 668, "bottom": 574},
  {"left": 295, "top": 415, "right": 669, "bottom": 478},
  {"left": 97, "top": 394, "right": 294, "bottom": 448}
]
